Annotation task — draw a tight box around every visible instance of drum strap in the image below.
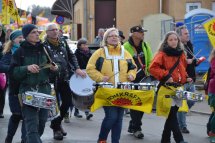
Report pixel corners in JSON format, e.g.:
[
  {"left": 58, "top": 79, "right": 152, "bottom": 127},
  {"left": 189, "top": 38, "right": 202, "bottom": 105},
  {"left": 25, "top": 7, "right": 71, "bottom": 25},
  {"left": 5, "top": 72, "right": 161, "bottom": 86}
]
[
  {"left": 104, "top": 46, "right": 124, "bottom": 87},
  {"left": 156, "top": 57, "right": 181, "bottom": 95}
]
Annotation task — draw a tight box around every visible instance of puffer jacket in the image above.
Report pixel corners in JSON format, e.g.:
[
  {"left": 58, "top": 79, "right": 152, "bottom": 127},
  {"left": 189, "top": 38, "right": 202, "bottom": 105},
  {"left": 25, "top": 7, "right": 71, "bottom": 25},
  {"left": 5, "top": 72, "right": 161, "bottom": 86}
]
[
  {"left": 86, "top": 44, "right": 137, "bottom": 87},
  {"left": 149, "top": 51, "right": 188, "bottom": 84}
]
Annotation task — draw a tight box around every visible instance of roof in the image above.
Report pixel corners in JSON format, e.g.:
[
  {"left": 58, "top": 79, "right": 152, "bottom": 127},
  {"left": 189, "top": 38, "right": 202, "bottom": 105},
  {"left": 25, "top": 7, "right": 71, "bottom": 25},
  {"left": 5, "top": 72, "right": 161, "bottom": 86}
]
[{"left": 184, "top": 8, "right": 215, "bottom": 19}]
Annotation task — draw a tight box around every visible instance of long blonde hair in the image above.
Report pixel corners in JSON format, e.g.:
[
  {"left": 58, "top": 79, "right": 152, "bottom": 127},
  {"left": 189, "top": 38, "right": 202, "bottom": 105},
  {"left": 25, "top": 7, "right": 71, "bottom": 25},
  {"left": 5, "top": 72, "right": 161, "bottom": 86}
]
[
  {"left": 102, "top": 28, "right": 119, "bottom": 46},
  {"left": 156, "top": 31, "right": 186, "bottom": 56},
  {"left": 209, "top": 49, "right": 215, "bottom": 63},
  {"left": 3, "top": 40, "right": 13, "bottom": 54}
]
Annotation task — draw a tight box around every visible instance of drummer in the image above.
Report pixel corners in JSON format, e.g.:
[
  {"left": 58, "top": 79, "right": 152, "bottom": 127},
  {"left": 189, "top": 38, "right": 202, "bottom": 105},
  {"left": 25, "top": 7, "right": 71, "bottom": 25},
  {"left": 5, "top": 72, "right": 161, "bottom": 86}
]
[
  {"left": 123, "top": 25, "right": 153, "bottom": 138},
  {"left": 149, "top": 31, "right": 191, "bottom": 143},
  {"left": 43, "top": 23, "right": 86, "bottom": 140},
  {"left": 86, "top": 28, "right": 137, "bottom": 143},
  {"left": 9, "top": 24, "right": 60, "bottom": 143}
]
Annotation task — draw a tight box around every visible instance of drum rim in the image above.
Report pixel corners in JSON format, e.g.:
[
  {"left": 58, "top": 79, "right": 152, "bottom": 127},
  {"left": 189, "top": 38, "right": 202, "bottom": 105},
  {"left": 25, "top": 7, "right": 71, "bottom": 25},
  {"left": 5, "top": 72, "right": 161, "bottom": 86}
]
[
  {"left": 24, "top": 91, "right": 55, "bottom": 98},
  {"left": 117, "top": 82, "right": 134, "bottom": 85}
]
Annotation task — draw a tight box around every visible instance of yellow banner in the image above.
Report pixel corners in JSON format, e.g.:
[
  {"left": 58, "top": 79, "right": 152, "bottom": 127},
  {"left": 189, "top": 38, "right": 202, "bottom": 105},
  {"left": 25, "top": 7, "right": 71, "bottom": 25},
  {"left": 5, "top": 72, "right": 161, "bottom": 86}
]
[
  {"left": 91, "top": 88, "right": 154, "bottom": 114},
  {"left": 203, "top": 17, "right": 215, "bottom": 49}
]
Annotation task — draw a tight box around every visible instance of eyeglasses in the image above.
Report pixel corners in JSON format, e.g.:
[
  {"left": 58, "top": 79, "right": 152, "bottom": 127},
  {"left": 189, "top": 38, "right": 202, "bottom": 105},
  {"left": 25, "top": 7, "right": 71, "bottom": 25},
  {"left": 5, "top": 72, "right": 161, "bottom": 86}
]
[
  {"left": 48, "top": 29, "right": 59, "bottom": 32},
  {"left": 108, "top": 35, "right": 119, "bottom": 38}
]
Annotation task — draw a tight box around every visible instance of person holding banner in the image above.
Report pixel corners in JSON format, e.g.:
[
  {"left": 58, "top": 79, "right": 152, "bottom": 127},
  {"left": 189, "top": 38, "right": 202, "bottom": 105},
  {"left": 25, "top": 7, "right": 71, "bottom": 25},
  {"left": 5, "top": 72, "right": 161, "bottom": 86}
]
[
  {"left": 0, "top": 30, "right": 25, "bottom": 143},
  {"left": 149, "top": 31, "right": 191, "bottom": 143},
  {"left": 86, "top": 28, "right": 137, "bottom": 143}
]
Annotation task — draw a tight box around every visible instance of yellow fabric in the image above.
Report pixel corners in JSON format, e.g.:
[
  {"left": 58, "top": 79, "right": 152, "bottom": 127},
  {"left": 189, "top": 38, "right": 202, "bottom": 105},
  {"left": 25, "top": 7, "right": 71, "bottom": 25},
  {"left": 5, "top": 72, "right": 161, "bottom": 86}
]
[
  {"left": 206, "top": 95, "right": 215, "bottom": 112},
  {"left": 47, "top": 37, "right": 60, "bottom": 46},
  {"left": 203, "top": 17, "right": 215, "bottom": 49},
  {"left": 51, "top": 90, "right": 60, "bottom": 114},
  {"left": 203, "top": 72, "right": 208, "bottom": 82},
  {"left": 156, "top": 86, "right": 188, "bottom": 118},
  {"left": 91, "top": 87, "right": 154, "bottom": 114},
  {"left": 38, "top": 11, "right": 45, "bottom": 17},
  {"left": 86, "top": 44, "right": 137, "bottom": 87}
]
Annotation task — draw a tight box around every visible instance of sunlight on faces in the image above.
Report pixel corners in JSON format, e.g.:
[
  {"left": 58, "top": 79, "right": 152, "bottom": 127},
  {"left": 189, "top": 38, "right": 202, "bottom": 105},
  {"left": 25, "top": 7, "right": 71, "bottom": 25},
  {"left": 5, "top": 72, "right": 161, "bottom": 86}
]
[
  {"left": 26, "top": 29, "right": 40, "bottom": 44},
  {"left": 46, "top": 25, "right": 59, "bottom": 39},
  {"left": 179, "top": 29, "right": 189, "bottom": 43},
  {"left": 167, "top": 34, "right": 178, "bottom": 49},
  {"left": 106, "top": 31, "right": 119, "bottom": 46},
  {"left": 13, "top": 35, "right": 24, "bottom": 45}
]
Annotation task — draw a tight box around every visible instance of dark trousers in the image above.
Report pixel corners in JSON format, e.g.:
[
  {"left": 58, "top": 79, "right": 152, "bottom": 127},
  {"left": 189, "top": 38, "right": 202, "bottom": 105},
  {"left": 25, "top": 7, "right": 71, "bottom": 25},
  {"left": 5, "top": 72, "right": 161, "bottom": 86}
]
[
  {"left": 161, "top": 106, "right": 184, "bottom": 143},
  {"left": 0, "top": 87, "right": 6, "bottom": 113},
  {"left": 129, "top": 109, "right": 144, "bottom": 132},
  {"left": 51, "top": 81, "right": 72, "bottom": 131},
  {"left": 207, "top": 112, "right": 214, "bottom": 131}
]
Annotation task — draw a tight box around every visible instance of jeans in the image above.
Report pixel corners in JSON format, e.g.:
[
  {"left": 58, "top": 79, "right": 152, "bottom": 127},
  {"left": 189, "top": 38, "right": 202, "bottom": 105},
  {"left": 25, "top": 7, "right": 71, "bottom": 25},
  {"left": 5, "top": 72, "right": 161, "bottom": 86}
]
[
  {"left": 22, "top": 104, "right": 48, "bottom": 143},
  {"left": 161, "top": 106, "right": 184, "bottom": 143},
  {"left": 177, "top": 83, "right": 195, "bottom": 129},
  {"left": 7, "top": 112, "right": 26, "bottom": 140},
  {"left": 99, "top": 106, "right": 125, "bottom": 143},
  {"left": 129, "top": 110, "right": 144, "bottom": 132}
]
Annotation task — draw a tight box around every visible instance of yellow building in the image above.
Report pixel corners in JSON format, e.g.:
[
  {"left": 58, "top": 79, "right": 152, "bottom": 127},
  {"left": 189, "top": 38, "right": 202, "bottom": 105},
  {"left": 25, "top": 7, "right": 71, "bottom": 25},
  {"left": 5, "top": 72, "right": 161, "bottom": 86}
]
[{"left": 72, "top": 0, "right": 215, "bottom": 43}]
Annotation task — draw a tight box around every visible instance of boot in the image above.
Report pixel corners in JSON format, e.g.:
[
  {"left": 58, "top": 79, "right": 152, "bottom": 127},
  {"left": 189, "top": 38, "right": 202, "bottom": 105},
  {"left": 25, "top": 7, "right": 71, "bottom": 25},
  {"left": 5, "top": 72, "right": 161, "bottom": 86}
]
[
  {"left": 97, "top": 139, "right": 106, "bottom": 143},
  {"left": 85, "top": 111, "right": 93, "bottom": 120},
  {"left": 60, "top": 125, "right": 67, "bottom": 136},
  {"left": 210, "top": 132, "right": 215, "bottom": 143},
  {"left": 5, "top": 135, "right": 13, "bottom": 143},
  {"left": 74, "top": 108, "right": 82, "bottom": 118},
  {"left": 53, "top": 130, "right": 63, "bottom": 140}
]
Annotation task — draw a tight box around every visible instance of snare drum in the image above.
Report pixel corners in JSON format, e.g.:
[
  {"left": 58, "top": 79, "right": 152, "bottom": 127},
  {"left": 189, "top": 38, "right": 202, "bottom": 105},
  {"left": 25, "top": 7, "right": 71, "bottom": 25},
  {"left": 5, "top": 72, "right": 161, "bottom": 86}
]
[
  {"left": 69, "top": 69, "right": 95, "bottom": 112},
  {"left": 183, "top": 91, "right": 203, "bottom": 102},
  {"left": 22, "top": 91, "right": 57, "bottom": 109},
  {"left": 117, "top": 82, "right": 134, "bottom": 90},
  {"left": 93, "top": 82, "right": 114, "bottom": 94},
  {"left": 134, "top": 83, "right": 153, "bottom": 91}
]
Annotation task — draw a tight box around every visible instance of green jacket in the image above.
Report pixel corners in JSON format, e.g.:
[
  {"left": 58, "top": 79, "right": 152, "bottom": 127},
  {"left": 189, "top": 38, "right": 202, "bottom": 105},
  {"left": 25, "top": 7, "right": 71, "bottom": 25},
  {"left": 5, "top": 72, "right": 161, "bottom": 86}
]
[
  {"left": 123, "top": 41, "right": 153, "bottom": 75},
  {"left": 10, "top": 40, "right": 61, "bottom": 94}
]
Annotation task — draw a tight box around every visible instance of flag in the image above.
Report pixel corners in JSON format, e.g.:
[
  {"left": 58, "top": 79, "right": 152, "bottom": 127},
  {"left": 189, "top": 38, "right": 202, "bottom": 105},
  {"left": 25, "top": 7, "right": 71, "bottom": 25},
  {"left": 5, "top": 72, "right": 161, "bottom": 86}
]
[
  {"left": 21, "top": 10, "right": 26, "bottom": 18},
  {"left": 1, "top": 0, "right": 10, "bottom": 24},
  {"left": 38, "top": 11, "right": 45, "bottom": 17},
  {"left": 26, "top": 13, "right": 32, "bottom": 24},
  {"left": 91, "top": 88, "right": 154, "bottom": 114},
  {"left": 39, "top": 18, "right": 57, "bottom": 41},
  {"left": 10, "top": 0, "right": 21, "bottom": 24},
  {"left": 203, "top": 17, "right": 215, "bottom": 49},
  {"left": 62, "top": 25, "right": 71, "bottom": 32}
]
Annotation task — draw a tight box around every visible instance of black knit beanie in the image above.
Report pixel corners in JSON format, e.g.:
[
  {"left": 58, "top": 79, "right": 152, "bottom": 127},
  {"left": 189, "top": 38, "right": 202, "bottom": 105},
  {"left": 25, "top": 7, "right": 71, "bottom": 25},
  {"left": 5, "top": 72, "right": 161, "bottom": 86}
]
[{"left": 22, "top": 24, "right": 37, "bottom": 39}]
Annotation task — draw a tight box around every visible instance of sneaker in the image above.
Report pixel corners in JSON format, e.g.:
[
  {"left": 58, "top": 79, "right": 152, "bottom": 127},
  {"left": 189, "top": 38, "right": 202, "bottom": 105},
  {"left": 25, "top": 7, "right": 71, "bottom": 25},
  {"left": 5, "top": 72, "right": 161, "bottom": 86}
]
[
  {"left": 5, "top": 135, "right": 13, "bottom": 143},
  {"left": 128, "top": 128, "right": 134, "bottom": 133},
  {"left": 133, "top": 131, "right": 144, "bottom": 138},
  {"left": 86, "top": 113, "right": 93, "bottom": 120},
  {"left": 60, "top": 125, "right": 67, "bottom": 136},
  {"left": 97, "top": 139, "right": 106, "bottom": 143},
  {"left": 64, "top": 113, "right": 70, "bottom": 123},
  {"left": 180, "top": 127, "right": 190, "bottom": 133}
]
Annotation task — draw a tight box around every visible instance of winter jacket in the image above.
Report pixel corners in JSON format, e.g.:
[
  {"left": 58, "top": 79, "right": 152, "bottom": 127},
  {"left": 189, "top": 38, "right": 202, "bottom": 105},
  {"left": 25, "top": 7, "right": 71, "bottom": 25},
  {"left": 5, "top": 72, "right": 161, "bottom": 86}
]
[
  {"left": 149, "top": 51, "right": 188, "bottom": 84},
  {"left": 123, "top": 40, "right": 153, "bottom": 76},
  {"left": 209, "top": 58, "right": 215, "bottom": 94},
  {"left": 184, "top": 41, "right": 198, "bottom": 82},
  {"left": 9, "top": 40, "right": 61, "bottom": 95},
  {"left": 75, "top": 48, "right": 92, "bottom": 69},
  {"left": 86, "top": 44, "right": 137, "bottom": 87}
]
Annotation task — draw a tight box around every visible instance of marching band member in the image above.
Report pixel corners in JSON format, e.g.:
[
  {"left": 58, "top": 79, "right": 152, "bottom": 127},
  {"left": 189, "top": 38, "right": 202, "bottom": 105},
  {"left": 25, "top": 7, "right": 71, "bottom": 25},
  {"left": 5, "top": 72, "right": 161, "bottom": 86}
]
[
  {"left": 86, "top": 28, "right": 137, "bottom": 143},
  {"left": 207, "top": 49, "right": 215, "bottom": 143},
  {"left": 149, "top": 31, "right": 191, "bottom": 143},
  {"left": 123, "top": 25, "right": 153, "bottom": 138},
  {"left": 0, "top": 30, "right": 25, "bottom": 143},
  {"left": 43, "top": 23, "right": 86, "bottom": 140},
  {"left": 9, "top": 24, "right": 60, "bottom": 143}
]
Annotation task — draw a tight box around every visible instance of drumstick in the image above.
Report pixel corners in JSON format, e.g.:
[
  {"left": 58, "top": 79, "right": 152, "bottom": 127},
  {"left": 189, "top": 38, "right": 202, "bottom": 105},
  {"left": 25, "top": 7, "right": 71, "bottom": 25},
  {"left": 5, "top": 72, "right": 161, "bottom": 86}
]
[
  {"left": 192, "top": 49, "right": 202, "bottom": 60},
  {"left": 43, "top": 47, "right": 56, "bottom": 66},
  {"left": 109, "top": 69, "right": 124, "bottom": 79}
]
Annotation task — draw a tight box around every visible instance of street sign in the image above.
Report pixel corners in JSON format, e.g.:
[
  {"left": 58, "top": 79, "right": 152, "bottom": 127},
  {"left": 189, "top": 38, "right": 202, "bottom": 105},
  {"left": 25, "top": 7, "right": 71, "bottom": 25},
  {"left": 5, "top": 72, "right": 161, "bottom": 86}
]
[{"left": 56, "top": 16, "right": 65, "bottom": 24}]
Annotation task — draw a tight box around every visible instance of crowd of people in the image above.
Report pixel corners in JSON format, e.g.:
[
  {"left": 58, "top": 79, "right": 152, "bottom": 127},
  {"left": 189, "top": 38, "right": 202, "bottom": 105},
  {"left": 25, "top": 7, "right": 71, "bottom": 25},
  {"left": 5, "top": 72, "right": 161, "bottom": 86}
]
[{"left": 0, "top": 21, "right": 213, "bottom": 143}]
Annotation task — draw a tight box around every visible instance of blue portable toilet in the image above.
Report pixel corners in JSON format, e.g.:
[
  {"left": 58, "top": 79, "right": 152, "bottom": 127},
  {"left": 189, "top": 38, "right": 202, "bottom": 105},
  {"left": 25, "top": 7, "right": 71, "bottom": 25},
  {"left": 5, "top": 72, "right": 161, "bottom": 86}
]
[{"left": 184, "top": 8, "right": 215, "bottom": 73}]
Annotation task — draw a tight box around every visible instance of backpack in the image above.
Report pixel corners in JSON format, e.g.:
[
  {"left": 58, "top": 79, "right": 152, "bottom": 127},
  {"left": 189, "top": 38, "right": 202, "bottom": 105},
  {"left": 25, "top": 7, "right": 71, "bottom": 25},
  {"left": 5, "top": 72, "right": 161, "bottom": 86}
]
[{"left": 204, "top": 67, "right": 212, "bottom": 95}]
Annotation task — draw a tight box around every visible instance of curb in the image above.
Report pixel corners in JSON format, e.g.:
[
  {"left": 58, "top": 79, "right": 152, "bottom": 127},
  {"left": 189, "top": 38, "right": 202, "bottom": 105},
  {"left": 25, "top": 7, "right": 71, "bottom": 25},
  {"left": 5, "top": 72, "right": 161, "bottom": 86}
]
[{"left": 190, "top": 110, "right": 211, "bottom": 115}]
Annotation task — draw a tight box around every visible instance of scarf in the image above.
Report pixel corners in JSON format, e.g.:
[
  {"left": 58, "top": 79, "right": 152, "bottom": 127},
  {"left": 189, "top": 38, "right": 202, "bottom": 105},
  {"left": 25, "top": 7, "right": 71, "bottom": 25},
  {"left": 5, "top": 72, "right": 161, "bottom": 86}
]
[
  {"left": 79, "top": 47, "right": 90, "bottom": 55},
  {"left": 11, "top": 43, "right": 20, "bottom": 54},
  {"left": 47, "top": 37, "right": 59, "bottom": 46},
  {"left": 163, "top": 45, "right": 183, "bottom": 56}
]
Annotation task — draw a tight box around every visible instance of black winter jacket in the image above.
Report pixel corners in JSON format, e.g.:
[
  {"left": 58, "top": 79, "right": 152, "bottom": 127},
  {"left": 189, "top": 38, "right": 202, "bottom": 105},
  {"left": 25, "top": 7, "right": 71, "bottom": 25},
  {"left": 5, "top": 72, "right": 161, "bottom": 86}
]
[{"left": 75, "top": 48, "right": 92, "bottom": 69}]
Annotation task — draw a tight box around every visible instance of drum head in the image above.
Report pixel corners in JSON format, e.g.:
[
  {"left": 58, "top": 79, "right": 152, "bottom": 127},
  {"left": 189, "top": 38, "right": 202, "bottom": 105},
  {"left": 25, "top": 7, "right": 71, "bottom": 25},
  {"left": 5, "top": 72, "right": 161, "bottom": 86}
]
[
  {"left": 69, "top": 69, "right": 95, "bottom": 96},
  {"left": 140, "top": 75, "right": 158, "bottom": 83}
]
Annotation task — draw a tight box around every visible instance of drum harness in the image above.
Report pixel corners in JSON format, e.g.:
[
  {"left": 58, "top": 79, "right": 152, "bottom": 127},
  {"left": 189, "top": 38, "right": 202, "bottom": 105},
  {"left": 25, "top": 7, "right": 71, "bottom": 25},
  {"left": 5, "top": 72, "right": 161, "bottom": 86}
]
[{"left": 104, "top": 46, "right": 124, "bottom": 87}]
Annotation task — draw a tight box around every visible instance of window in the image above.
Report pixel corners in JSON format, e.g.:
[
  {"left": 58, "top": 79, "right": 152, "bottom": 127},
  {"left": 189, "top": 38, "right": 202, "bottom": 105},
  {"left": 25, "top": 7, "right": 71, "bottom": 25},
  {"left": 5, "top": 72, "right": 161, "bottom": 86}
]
[
  {"left": 186, "top": 3, "right": 201, "bottom": 13},
  {"left": 213, "top": 2, "right": 215, "bottom": 12}
]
